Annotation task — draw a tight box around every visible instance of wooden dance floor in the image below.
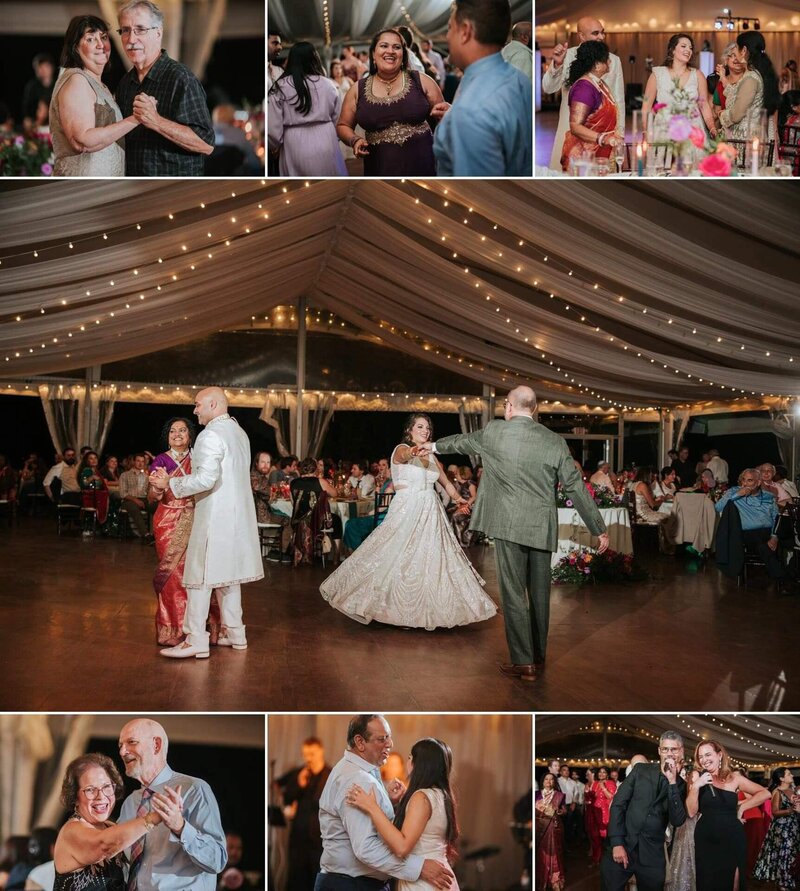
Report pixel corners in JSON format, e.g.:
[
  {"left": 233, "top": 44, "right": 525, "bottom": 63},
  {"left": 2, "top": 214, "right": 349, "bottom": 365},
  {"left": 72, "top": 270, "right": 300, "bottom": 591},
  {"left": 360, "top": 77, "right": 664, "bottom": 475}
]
[{"left": 1, "top": 517, "right": 797, "bottom": 712}]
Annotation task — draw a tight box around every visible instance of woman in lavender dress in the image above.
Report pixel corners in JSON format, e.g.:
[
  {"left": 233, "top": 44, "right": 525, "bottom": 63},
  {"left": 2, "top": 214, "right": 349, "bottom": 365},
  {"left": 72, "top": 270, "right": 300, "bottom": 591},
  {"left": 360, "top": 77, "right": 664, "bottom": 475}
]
[
  {"left": 337, "top": 29, "right": 445, "bottom": 176},
  {"left": 268, "top": 42, "right": 346, "bottom": 176}
]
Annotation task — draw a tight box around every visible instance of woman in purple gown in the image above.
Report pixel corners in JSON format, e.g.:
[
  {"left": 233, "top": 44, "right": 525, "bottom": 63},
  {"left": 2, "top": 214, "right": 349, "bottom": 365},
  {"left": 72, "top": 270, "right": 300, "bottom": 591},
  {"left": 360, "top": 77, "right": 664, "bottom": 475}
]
[
  {"left": 268, "top": 42, "right": 347, "bottom": 176},
  {"left": 337, "top": 29, "right": 445, "bottom": 176}
]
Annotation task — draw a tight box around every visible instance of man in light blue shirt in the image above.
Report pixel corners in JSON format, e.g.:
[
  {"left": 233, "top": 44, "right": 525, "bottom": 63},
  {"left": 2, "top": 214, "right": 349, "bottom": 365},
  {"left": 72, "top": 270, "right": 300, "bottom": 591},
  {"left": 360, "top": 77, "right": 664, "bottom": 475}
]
[
  {"left": 118, "top": 718, "right": 227, "bottom": 890},
  {"left": 315, "top": 715, "right": 453, "bottom": 891},
  {"left": 715, "top": 467, "right": 784, "bottom": 582},
  {"left": 433, "top": 0, "right": 532, "bottom": 176}
]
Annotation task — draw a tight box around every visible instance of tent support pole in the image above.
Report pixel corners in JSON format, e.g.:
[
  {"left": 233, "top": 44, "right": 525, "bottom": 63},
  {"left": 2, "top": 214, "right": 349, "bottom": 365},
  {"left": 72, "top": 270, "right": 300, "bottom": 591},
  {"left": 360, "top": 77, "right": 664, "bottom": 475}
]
[
  {"left": 617, "top": 414, "right": 625, "bottom": 470},
  {"left": 295, "top": 296, "right": 306, "bottom": 456}
]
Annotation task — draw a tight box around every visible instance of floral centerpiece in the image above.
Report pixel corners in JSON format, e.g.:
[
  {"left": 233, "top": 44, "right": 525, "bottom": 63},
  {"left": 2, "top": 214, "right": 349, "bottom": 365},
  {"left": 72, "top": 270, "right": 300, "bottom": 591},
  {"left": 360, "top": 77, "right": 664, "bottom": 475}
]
[
  {"left": 0, "top": 132, "right": 54, "bottom": 177},
  {"left": 551, "top": 547, "right": 649, "bottom": 586},
  {"left": 557, "top": 482, "right": 621, "bottom": 509},
  {"left": 647, "top": 79, "right": 739, "bottom": 177},
  {"left": 269, "top": 482, "right": 291, "bottom": 502}
]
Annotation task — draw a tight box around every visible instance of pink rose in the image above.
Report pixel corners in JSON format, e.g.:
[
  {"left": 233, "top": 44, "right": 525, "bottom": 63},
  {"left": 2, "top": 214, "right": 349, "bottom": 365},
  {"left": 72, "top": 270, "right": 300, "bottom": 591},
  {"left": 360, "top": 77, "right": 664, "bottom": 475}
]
[
  {"left": 667, "top": 115, "right": 692, "bottom": 142},
  {"left": 689, "top": 126, "right": 706, "bottom": 149},
  {"left": 40, "top": 163, "right": 53, "bottom": 176},
  {"left": 698, "top": 152, "right": 732, "bottom": 177}
]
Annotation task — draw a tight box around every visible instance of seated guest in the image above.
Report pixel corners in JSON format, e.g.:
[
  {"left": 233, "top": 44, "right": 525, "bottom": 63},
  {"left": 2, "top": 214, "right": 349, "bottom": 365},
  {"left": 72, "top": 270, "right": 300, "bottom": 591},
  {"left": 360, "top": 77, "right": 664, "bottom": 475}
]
[
  {"left": 100, "top": 454, "right": 121, "bottom": 499},
  {"left": 119, "top": 452, "right": 156, "bottom": 543},
  {"left": 671, "top": 446, "right": 696, "bottom": 489},
  {"left": 0, "top": 454, "right": 18, "bottom": 505},
  {"left": 590, "top": 460, "right": 617, "bottom": 491},
  {"left": 450, "top": 465, "right": 477, "bottom": 546},
  {"left": 374, "top": 457, "right": 391, "bottom": 487},
  {"left": 759, "top": 463, "right": 792, "bottom": 505},
  {"left": 269, "top": 454, "right": 299, "bottom": 485},
  {"left": 652, "top": 467, "right": 677, "bottom": 500},
  {"left": 289, "top": 457, "right": 342, "bottom": 565},
  {"left": 18, "top": 452, "right": 45, "bottom": 514},
  {"left": 347, "top": 460, "right": 376, "bottom": 497},
  {"left": 715, "top": 468, "right": 786, "bottom": 588},
  {"left": 633, "top": 466, "right": 678, "bottom": 554},
  {"left": 250, "top": 451, "right": 274, "bottom": 521},
  {"left": 342, "top": 467, "right": 395, "bottom": 553},
  {"left": 692, "top": 468, "right": 718, "bottom": 493},
  {"left": 43, "top": 446, "right": 81, "bottom": 506},
  {"left": 561, "top": 40, "right": 623, "bottom": 172},
  {"left": 77, "top": 450, "right": 111, "bottom": 530},
  {"left": 774, "top": 465, "right": 798, "bottom": 499}
]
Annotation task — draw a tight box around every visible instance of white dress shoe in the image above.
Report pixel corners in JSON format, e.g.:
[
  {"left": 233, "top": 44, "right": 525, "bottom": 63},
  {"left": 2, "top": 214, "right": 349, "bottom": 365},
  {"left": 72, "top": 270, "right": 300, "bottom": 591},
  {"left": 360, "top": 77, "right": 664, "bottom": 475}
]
[
  {"left": 160, "top": 641, "right": 210, "bottom": 659},
  {"left": 217, "top": 626, "right": 247, "bottom": 650}
]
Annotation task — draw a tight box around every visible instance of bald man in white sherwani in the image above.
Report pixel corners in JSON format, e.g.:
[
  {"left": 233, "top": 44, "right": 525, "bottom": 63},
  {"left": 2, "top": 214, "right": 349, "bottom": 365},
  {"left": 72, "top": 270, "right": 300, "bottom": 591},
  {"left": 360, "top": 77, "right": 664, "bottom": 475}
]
[
  {"left": 542, "top": 16, "right": 625, "bottom": 170},
  {"left": 150, "top": 387, "right": 263, "bottom": 658}
]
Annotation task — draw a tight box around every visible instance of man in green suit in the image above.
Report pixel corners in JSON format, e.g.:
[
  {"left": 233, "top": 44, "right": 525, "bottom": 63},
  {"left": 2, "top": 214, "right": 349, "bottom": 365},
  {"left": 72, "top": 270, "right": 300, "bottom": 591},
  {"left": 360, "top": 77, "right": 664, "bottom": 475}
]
[{"left": 424, "top": 385, "right": 608, "bottom": 682}]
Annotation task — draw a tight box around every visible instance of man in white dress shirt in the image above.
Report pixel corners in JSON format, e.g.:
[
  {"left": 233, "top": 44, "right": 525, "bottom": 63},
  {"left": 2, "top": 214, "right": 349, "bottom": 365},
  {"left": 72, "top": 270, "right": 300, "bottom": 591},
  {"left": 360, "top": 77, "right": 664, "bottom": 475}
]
[
  {"left": 422, "top": 39, "right": 446, "bottom": 84},
  {"left": 315, "top": 715, "right": 453, "bottom": 891},
  {"left": 501, "top": 21, "right": 533, "bottom": 80},
  {"left": 150, "top": 387, "right": 263, "bottom": 658},
  {"left": 541, "top": 16, "right": 625, "bottom": 169},
  {"left": 347, "top": 462, "right": 376, "bottom": 498},
  {"left": 706, "top": 449, "right": 729, "bottom": 484},
  {"left": 558, "top": 765, "right": 579, "bottom": 846}
]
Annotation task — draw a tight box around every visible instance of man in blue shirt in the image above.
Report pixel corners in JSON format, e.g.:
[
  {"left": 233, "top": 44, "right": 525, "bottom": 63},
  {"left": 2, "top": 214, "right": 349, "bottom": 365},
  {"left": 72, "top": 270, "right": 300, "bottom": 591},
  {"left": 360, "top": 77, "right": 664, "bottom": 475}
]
[
  {"left": 715, "top": 467, "right": 785, "bottom": 585},
  {"left": 433, "top": 0, "right": 532, "bottom": 176}
]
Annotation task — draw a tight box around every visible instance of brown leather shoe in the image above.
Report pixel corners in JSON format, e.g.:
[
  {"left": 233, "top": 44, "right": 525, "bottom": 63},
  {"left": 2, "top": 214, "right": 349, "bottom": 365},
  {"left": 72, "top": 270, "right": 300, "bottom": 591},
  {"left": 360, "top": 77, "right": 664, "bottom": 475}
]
[{"left": 499, "top": 663, "right": 537, "bottom": 682}]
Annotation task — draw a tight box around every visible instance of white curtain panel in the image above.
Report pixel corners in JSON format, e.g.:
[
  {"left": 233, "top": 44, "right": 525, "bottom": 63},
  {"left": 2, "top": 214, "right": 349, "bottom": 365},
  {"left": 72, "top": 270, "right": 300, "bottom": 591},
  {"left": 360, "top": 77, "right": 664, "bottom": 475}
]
[
  {"left": 1, "top": 180, "right": 797, "bottom": 409},
  {"left": 268, "top": 714, "right": 532, "bottom": 891}
]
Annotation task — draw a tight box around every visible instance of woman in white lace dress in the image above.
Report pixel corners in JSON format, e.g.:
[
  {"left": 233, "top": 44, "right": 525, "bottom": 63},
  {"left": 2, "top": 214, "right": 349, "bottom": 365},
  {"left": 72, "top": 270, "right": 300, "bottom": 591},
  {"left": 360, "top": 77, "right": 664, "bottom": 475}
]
[
  {"left": 346, "top": 738, "right": 459, "bottom": 891},
  {"left": 642, "top": 34, "right": 717, "bottom": 162},
  {"left": 633, "top": 466, "right": 678, "bottom": 555},
  {"left": 319, "top": 414, "right": 497, "bottom": 630}
]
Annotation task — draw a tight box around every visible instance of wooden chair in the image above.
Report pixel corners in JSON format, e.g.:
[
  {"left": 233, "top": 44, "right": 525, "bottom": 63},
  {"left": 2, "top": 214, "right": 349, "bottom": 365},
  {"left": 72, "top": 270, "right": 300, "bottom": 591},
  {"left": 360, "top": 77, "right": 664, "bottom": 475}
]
[
  {"left": 56, "top": 502, "right": 81, "bottom": 535},
  {"left": 726, "top": 139, "right": 775, "bottom": 171},
  {"left": 257, "top": 522, "right": 283, "bottom": 559},
  {"left": 627, "top": 493, "right": 660, "bottom": 552},
  {"left": 777, "top": 124, "right": 800, "bottom": 175},
  {"left": 373, "top": 490, "right": 395, "bottom": 529}
]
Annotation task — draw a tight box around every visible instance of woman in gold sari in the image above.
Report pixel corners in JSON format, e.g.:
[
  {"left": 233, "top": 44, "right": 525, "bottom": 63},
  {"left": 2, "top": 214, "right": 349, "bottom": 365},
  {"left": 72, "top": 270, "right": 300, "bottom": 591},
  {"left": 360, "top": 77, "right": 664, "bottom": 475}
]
[{"left": 148, "top": 417, "right": 219, "bottom": 647}]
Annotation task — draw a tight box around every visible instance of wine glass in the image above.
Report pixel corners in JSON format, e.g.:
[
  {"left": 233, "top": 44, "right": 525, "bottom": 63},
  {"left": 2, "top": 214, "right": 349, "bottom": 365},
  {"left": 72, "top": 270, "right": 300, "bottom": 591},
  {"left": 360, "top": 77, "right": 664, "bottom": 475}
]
[{"left": 614, "top": 143, "right": 625, "bottom": 175}]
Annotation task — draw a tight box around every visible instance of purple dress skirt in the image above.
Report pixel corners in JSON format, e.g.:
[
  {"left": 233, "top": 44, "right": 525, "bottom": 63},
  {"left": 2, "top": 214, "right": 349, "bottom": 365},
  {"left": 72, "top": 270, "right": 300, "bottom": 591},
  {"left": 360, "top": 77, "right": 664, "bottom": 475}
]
[
  {"left": 268, "top": 75, "right": 347, "bottom": 176},
  {"left": 355, "top": 70, "right": 436, "bottom": 176}
]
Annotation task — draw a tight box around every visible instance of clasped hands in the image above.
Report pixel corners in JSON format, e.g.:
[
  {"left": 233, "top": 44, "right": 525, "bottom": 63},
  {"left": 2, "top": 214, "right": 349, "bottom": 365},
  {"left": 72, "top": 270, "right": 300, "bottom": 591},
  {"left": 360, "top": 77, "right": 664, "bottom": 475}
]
[
  {"left": 150, "top": 784, "right": 185, "bottom": 834},
  {"left": 132, "top": 93, "right": 160, "bottom": 129},
  {"left": 149, "top": 466, "right": 170, "bottom": 492}
]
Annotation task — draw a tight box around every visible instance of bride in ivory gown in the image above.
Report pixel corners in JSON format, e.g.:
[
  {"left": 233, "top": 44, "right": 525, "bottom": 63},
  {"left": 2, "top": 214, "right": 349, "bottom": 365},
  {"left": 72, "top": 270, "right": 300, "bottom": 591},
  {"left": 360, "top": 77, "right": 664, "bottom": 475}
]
[{"left": 319, "top": 413, "right": 497, "bottom": 630}]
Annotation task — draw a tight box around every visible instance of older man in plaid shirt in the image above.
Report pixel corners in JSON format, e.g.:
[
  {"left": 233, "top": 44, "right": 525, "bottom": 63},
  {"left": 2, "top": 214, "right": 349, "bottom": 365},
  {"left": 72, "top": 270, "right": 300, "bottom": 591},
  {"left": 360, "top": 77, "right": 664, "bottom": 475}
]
[{"left": 115, "top": 0, "right": 214, "bottom": 176}]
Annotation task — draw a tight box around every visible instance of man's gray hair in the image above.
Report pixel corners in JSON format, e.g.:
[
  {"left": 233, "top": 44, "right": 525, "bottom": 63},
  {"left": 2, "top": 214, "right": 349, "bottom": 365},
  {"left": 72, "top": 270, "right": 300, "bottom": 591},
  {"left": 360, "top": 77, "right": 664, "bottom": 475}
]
[
  {"left": 738, "top": 467, "right": 761, "bottom": 484},
  {"left": 659, "top": 730, "right": 684, "bottom": 747},
  {"left": 708, "top": 449, "right": 720, "bottom": 457},
  {"left": 119, "top": 0, "right": 164, "bottom": 26},
  {"left": 759, "top": 463, "right": 776, "bottom": 474}
]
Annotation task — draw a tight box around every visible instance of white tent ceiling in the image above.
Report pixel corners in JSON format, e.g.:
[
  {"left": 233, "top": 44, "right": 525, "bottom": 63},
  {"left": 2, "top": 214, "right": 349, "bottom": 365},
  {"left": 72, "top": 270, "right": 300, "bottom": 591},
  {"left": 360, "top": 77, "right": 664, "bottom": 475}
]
[
  {"left": 268, "top": 0, "right": 533, "bottom": 44},
  {"left": 0, "top": 179, "right": 798, "bottom": 410},
  {"left": 537, "top": 714, "right": 800, "bottom": 766}
]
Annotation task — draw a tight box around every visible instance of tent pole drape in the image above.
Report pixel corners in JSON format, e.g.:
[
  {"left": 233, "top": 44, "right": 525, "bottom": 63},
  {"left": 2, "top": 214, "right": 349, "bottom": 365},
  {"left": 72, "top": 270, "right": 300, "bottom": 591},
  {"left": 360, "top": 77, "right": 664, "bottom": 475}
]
[
  {"left": 458, "top": 405, "right": 483, "bottom": 468},
  {"left": 259, "top": 394, "right": 291, "bottom": 457},
  {"left": 306, "top": 394, "right": 336, "bottom": 459},
  {"left": 0, "top": 715, "right": 55, "bottom": 839},
  {"left": 296, "top": 296, "right": 306, "bottom": 457},
  {"left": 38, "top": 383, "right": 83, "bottom": 455}
]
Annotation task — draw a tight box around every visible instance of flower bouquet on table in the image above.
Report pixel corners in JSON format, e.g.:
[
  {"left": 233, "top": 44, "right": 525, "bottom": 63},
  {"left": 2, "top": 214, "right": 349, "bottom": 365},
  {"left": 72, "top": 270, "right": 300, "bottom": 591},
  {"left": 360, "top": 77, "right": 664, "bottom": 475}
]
[
  {"left": 556, "top": 483, "right": 621, "bottom": 509},
  {"left": 0, "top": 131, "right": 54, "bottom": 176},
  {"left": 551, "top": 547, "right": 649, "bottom": 586}
]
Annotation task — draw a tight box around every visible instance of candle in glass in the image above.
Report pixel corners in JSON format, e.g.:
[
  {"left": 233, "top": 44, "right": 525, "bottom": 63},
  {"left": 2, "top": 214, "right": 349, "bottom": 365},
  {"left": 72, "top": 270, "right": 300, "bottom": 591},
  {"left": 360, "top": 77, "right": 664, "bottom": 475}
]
[
  {"left": 751, "top": 136, "right": 760, "bottom": 176},
  {"left": 636, "top": 142, "right": 644, "bottom": 176}
]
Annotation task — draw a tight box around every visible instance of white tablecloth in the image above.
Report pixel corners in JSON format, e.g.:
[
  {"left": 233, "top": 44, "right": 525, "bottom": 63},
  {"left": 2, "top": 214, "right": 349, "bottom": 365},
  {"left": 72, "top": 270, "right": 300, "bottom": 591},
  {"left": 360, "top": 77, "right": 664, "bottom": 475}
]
[
  {"left": 552, "top": 506, "right": 632, "bottom": 567},
  {"left": 331, "top": 498, "right": 373, "bottom": 537}
]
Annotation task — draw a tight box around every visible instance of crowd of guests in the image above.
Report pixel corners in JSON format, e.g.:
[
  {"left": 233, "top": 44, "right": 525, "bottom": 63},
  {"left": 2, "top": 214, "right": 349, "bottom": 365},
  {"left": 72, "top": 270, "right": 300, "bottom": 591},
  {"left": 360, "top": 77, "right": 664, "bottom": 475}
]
[
  {"left": 267, "top": 0, "right": 532, "bottom": 177},
  {"left": 541, "top": 15, "right": 799, "bottom": 174},
  {"left": 536, "top": 749, "right": 800, "bottom": 891}
]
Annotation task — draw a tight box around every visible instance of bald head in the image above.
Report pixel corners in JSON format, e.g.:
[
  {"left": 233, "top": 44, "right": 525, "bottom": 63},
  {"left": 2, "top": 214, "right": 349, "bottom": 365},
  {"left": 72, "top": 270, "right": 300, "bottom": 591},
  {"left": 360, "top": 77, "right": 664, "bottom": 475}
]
[
  {"left": 577, "top": 17, "right": 606, "bottom": 42},
  {"left": 119, "top": 718, "right": 169, "bottom": 785},
  {"left": 194, "top": 386, "right": 228, "bottom": 426},
  {"left": 505, "top": 386, "right": 537, "bottom": 418},
  {"left": 629, "top": 754, "right": 649, "bottom": 769},
  {"left": 511, "top": 21, "right": 532, "bottom": 44}
]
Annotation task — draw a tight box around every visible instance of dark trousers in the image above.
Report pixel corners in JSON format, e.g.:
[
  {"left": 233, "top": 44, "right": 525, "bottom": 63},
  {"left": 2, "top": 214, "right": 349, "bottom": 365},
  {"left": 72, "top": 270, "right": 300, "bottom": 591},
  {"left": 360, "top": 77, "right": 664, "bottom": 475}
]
[
  {"left": 601, "top": 845, "right": 665, "bottom": 891},
  {"left": 314, "top": 873, "right": 390, "bottom": 891},
  {"left": 493, "top": 538, "right": 552, "bottom": 663},
  {"left": 743, "top": 527, "right": 784, "bottom": 579},
  {"left": 287, "top": 845, "right": 323, "bottom": 891},
  {"left": 123, "top": 497, "right": 157, "bottom": 536}
]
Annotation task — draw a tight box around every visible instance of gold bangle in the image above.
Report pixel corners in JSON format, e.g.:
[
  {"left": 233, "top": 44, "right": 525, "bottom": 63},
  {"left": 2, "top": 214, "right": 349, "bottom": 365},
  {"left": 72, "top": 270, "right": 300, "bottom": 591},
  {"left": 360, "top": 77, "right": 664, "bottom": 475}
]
[{"left": 143, "top": 813, "right": 157, "bottom": 832}]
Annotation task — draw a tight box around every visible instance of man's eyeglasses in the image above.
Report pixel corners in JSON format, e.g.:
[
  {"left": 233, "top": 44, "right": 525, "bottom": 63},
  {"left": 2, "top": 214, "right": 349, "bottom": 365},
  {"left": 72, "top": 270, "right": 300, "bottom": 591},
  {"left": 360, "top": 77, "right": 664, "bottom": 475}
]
[
  {"left": 116, "top": 26, "right": 159, "bottom": 37},
  {"left": 81, "top": 783, "right": 115, "bottom": 799},
  {"left": 659, "top": 746, "right": 682, "bottom": 754}
]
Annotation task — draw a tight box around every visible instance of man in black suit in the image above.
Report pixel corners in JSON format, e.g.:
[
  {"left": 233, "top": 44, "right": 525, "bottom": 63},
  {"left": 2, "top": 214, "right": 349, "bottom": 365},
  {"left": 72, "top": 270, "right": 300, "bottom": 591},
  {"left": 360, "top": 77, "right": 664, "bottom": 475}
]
[{"left": 601, "top": 731, "right": 688, "bottom": 891}]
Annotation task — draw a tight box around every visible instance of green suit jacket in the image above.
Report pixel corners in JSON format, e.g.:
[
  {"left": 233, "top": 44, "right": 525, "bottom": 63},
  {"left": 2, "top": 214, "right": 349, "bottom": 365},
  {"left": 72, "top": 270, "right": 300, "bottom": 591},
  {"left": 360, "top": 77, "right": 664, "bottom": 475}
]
[{"left": 436, "top": 417, "right": 607, "bottom": 551}]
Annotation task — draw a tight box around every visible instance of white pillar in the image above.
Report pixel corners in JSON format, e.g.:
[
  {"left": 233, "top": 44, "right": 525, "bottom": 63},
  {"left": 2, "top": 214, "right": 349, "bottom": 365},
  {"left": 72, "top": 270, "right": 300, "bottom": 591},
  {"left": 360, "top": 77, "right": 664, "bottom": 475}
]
[
  {"left": 295, "top": 296, "right": 306, "bottom": 457},
  {"left": 617, "top": 413, "right": 625, "bottom": 470}
]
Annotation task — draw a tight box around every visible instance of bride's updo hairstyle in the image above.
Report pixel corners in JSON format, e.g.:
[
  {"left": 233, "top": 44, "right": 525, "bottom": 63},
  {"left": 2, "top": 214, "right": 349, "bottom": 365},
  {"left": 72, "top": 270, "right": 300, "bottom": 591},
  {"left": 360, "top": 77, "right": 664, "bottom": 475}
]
[
  {"left": 402, "top": 413, "right": 434, "bottom": 444},
  {"left": 394, "top": 738, "right": 459, "bottom": 859}
]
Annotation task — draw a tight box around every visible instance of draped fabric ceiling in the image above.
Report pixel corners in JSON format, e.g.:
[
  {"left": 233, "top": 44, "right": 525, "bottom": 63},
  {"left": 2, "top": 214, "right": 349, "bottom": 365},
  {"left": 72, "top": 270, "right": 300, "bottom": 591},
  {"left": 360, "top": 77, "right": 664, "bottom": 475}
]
[
  {"left": 537, "top": 714, "right": 800, "bottom": 767},
  {"left": 1, "top": 179, "right": 798, "bottom": 411},
  {"left": 268, "top": 0, "right": 533, "bottom": 43}
]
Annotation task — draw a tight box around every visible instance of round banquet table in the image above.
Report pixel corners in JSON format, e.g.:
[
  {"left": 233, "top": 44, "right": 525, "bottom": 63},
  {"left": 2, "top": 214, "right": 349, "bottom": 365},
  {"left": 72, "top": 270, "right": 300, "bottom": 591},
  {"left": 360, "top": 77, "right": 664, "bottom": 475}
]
[{"left": 552, "top": 506, "right": 632, "bottom": 567}]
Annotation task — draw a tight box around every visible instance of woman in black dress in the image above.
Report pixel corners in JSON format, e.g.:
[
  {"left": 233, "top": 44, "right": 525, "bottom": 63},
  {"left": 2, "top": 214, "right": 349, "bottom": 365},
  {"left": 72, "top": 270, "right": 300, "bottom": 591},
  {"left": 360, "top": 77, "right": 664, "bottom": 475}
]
[
  {"left": 53, "top": 752, "right": 172, "bottom": 890},
  {"left": 688, "top": 740, "right": 770, "bottom": 891}
]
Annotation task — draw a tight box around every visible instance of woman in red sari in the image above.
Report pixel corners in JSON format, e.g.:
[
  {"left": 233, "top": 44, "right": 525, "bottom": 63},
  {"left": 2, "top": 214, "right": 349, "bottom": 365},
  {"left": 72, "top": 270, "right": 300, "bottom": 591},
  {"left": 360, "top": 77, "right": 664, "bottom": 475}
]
[
  {"left": 148, "top": 417, "right": 220, "bottom": 647},
  {"left": 589, "top": 766, "right": 617, "bottom": 865},
  {"left": 561, "top": 41, "right": 623, "bottom": 172},
  {"left": 536, "top": 772, "right": 566, "bottom": 891}
]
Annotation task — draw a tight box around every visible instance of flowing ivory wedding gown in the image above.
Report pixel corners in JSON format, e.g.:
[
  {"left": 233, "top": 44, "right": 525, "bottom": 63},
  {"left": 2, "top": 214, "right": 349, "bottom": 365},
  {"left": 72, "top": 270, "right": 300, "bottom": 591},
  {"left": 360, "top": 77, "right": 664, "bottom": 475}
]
[{"left": 319, "top": 447, "right": 497, "bottom": 630}]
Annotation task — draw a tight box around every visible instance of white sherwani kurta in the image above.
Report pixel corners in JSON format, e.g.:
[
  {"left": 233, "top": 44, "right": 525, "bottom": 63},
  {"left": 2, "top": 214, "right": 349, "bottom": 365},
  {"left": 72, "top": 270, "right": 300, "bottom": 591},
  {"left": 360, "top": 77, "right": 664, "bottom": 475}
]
[
  {"left": 542, "top": 48, "right": 625, "bottom": 170},
  {"left": 170, "top": 414, "right": 263, "bottom": 588}
]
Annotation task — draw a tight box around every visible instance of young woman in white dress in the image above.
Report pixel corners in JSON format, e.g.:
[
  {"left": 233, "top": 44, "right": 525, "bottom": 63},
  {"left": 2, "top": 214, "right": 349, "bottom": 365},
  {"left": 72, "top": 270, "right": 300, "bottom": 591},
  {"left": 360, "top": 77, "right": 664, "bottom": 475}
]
[
  {"left": 319, "top": 413, "right": 497, "bottom": 630},
  {"left": 346, "top": 738, "right": 459, "bottom": 891},
  {"left": 641, "top": 34, "right": 717, "bottom": 162}
]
